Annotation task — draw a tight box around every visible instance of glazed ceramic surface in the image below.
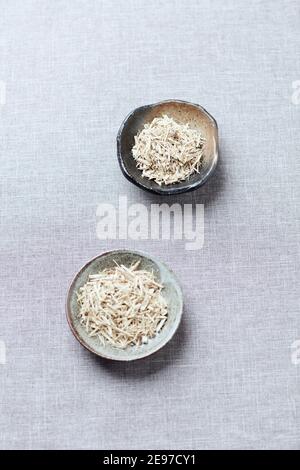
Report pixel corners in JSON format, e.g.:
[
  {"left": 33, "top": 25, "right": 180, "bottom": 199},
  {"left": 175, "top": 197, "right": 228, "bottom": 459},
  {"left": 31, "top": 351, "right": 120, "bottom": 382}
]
[
  {"left": 66, "top": 250, "right": 183, "bottom": 361},
  {"left": 117, "top": 99, "right": 218, "bottom": 195}
]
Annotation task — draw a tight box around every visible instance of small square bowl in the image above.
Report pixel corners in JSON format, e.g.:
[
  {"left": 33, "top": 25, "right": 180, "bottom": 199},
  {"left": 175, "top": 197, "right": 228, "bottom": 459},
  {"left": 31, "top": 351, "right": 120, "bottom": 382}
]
[
  {"left": 66, "top": 250, "right": 183, "bottom": 361},
  {"left": 117, "top": 99, "right": 218, "bottom": 195}
]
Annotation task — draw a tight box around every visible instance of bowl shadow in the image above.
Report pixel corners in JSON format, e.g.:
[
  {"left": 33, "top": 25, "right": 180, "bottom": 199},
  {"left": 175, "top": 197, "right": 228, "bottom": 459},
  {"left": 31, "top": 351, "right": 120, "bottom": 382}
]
[{"left": 89, "top": 311, "right": 188, "bottom": 379}]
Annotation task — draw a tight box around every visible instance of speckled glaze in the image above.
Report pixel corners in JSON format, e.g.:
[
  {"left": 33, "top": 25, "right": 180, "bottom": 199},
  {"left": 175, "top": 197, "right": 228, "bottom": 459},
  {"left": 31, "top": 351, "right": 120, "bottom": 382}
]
[
  {"left": 66, "top": 250, "right": 183, "bottom": 361},
  {"left": 117, "top": 99, "right": 219, "bottom": 195}
]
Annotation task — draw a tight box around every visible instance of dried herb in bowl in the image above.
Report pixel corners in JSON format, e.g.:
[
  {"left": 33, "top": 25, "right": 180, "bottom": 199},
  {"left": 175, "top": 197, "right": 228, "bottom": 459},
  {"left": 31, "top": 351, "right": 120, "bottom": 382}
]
[
  {"left": 76, "top": 260, "right": 168, "bottom": 349},
  {"left": 132, "top": 114, "right": 206, "bottom": 185}
]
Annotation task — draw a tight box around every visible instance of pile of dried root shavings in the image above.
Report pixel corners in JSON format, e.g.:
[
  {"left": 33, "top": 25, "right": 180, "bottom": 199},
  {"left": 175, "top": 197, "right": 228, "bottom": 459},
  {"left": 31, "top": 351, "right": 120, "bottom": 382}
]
[
  {"left": 77, "top": 260, "right": 168, "bottom": 349},
  {"left": 132, "top": 114, "right": 206, "bottom": 185}
]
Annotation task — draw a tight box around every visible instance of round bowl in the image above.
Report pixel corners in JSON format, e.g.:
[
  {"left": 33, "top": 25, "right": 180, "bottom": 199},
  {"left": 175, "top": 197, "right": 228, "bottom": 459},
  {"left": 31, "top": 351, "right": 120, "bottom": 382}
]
[
  {"left": 117, "top": 99, "right": 218, "bottom": 195},
  {"left": 66, "top": 250, "right": 183, "bottom": 361}
]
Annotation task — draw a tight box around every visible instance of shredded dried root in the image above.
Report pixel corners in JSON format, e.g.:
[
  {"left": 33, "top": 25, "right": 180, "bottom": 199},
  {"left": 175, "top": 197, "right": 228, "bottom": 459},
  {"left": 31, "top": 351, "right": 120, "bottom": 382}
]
[
  {"left": 132, "top": 114, "right": 206, "bottom": 185},
  {"left": 77, "top": 260, "right": 168, "bottom": 349}
]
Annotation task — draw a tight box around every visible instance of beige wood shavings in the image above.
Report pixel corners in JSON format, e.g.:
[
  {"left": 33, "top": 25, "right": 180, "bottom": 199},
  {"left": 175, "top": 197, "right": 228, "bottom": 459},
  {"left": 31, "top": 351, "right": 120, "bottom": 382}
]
[
  {"left": 77, "top": 261, "right": 168, "bottom": 349},
  {"left": 132, "top": 114, "right": 206, "bottom": 185}
]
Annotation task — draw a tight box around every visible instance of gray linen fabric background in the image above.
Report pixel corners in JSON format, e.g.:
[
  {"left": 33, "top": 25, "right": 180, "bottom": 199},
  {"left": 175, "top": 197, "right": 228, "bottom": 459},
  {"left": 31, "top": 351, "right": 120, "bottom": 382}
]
[{"left": 0, "top": 0, "right": 299, "bottom": 450}]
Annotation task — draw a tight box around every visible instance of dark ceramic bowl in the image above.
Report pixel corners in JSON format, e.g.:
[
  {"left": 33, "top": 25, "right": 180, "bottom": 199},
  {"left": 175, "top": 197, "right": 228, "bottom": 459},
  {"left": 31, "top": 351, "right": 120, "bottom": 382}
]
[
  {"left": 117, "top": 100, "right": 218, "bottom": 195},
  {"left": 66, "top": 250, "right": 183, "bottom": 361}
]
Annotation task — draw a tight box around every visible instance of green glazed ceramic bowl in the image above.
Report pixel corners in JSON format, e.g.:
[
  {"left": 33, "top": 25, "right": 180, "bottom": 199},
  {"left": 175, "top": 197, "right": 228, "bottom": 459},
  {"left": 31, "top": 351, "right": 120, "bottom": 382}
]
[{"left": 66, "top": 250, "right": 183, "bottom": 361}]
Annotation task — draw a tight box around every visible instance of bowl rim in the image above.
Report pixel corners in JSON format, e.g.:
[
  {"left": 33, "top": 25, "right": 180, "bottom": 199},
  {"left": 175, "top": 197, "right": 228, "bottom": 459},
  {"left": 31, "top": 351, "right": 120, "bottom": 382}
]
[
  {"left": 117, "top": 99, "right": 219, "bottom": 195},
  {"left": 66, "top": 249, "right": 184, "bottom": 361}
]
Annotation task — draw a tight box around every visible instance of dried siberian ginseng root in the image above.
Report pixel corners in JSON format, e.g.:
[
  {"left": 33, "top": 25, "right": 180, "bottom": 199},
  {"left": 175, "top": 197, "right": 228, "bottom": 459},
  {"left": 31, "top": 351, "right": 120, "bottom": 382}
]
[
  {"left": 77, "top": 261, "right": 168, "bottom": 349},
  {"left": 132, "top": 115, "right": 206, "bottom": 185}
]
